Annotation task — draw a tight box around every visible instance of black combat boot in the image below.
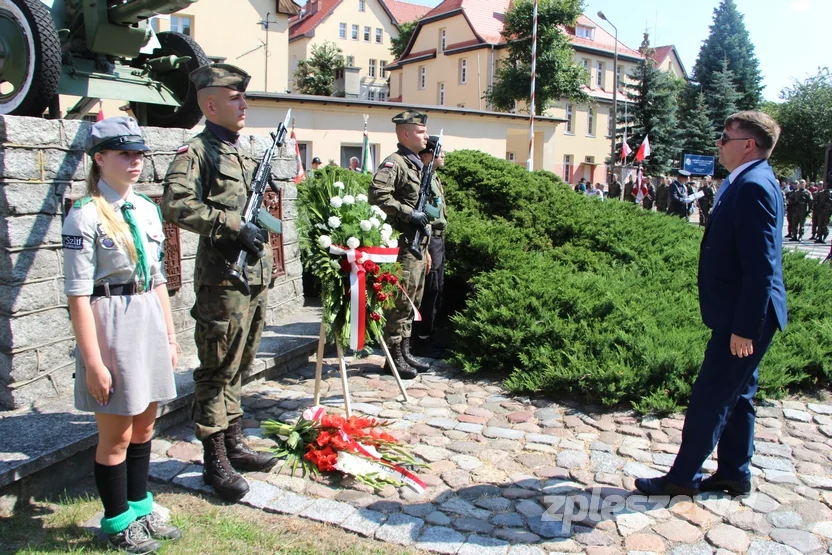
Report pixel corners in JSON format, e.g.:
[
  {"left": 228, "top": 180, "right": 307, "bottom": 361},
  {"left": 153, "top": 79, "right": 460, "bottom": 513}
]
[
  {"left": 401, "top": 338, "right": 430, "bottom": 371},
  {"left": 225, "top": 417, "right": 278, "bottom": 472},
  {"left": 384, "top": 342, "right": 417, "bottom": 379},
  {"left": 202, "top": 432, "right": 249, "bottom": 501}
]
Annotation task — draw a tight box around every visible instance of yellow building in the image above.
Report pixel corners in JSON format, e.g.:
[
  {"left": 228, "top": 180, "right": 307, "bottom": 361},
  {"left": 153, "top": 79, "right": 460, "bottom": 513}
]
[
  {"left": 387, "top": 0, "right": 687, "bottom": 183},
  {"left": 288, "top": 0, "right": 430, "bottom": 100}
]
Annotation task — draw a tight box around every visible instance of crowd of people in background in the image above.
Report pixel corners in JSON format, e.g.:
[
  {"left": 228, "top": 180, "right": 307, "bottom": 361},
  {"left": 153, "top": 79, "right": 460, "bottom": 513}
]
[{"left": 573, "top": 172, "right": 832, "bottom": 241}]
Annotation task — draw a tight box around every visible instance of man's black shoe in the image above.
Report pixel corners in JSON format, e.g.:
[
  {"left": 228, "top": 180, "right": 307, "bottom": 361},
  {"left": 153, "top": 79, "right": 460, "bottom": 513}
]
[
  {"left": 401, "top": 338, "right": 430, "bottom": 371},
  {"left": 699, "top": 474, "right": 752, "bottom": 496},
  {"left": 634, "top": 476, "right": 698, "bottom": 496}
]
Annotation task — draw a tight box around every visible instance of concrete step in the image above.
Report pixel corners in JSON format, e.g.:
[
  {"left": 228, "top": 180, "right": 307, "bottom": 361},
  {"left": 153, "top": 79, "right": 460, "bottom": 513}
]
[{"left": 0, "top": 305, "right": 322, "bottom": 510}]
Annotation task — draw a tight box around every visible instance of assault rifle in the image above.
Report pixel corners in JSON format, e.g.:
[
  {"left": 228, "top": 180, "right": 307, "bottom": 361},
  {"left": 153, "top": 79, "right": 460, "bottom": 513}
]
[
  {"left": 226, "top": 109, "right": 291, "bottom": 290},
  {"left": 407, "top": 129, "right": 443, "bottom": 260}
]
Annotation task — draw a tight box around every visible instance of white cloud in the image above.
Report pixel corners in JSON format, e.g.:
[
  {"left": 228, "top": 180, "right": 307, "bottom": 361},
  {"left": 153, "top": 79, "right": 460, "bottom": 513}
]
[{"left": 790, "top": 0, "right": 810, "bottom": 11}]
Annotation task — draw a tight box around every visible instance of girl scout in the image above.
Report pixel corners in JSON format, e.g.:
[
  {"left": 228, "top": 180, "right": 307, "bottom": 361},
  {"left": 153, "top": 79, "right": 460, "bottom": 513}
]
[{"left": 62, "top": 117, "right": 181, "bottom": 553}]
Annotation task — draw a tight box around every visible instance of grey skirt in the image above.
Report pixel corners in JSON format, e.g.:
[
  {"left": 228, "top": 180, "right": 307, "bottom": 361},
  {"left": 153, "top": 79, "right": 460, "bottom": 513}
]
[{"left": 74, "top": 289, "right": 177, "bottom": 416}]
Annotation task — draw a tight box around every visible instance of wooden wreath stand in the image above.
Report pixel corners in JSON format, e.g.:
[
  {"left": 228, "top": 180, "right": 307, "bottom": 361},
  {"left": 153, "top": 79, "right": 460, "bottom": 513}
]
[{"left": 312, "top": 319, "right": 410, "bottom": 417}]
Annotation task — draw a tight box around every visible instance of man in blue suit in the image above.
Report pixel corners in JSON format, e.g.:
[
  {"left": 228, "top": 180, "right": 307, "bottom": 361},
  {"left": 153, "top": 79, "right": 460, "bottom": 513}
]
[{"left": 636, "top": 111, "right": 788, "bottom": 496}]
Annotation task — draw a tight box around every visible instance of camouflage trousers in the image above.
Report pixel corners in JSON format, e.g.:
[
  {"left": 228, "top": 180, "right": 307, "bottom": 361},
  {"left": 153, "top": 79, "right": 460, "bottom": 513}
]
[
  {"left": 384, "top": 235, "right": 428, "bottom": 346},
  {"left": 190, "top": 284, "right": 268, "bottom": 440},
  {"left": 788, "top": 208, "right": 808, "bottom": 238},
  {"left": 818, "top": 211, "right": 831, "bottom": 240}
]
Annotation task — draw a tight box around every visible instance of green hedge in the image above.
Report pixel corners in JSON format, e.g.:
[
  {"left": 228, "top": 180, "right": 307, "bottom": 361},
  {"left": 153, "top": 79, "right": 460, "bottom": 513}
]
[{"left": 440, "top": 150, "right": 832, "bottom": 413}]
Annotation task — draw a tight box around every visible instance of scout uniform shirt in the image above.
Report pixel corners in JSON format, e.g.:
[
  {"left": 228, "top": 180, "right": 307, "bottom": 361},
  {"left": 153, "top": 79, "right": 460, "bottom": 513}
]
[
  {"left": 369, "top": 145, "right": 424, "bottom": 237},
  {"left": 161, "top": 125, "right": 274, "bottom": 289},
  {"left": 63, "top": 181, "right": 167, "bottom": 295}
]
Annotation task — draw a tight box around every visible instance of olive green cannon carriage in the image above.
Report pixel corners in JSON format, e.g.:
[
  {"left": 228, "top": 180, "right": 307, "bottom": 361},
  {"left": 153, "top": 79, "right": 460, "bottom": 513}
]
[{"left": 0, "top": 0, "right": 210, "bottom": 128}]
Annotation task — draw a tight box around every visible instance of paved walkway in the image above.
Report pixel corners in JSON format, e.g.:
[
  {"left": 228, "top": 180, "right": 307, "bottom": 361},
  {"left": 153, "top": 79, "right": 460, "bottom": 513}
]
[{"left": 148, "top": 354, "right": 832, "bottom": 555}]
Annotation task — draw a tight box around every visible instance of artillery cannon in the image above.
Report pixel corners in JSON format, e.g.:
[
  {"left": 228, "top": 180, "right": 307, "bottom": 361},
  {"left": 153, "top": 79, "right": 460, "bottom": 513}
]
[{"left": 0, "top": 0, "right": 210, "bottom": 128}]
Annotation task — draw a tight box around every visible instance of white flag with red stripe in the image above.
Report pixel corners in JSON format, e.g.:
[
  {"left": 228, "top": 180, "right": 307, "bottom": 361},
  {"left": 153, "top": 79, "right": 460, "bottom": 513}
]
[
  {"left": 620, "top": 131, "right": 632, "bottom": 161},
  {"left": 292, "top": 130, "right": 305, "bottom": 184},
  {"left": 635, "top": 166, "right": 647, "bottom": 202},
  {"left": 635, "top": 135, "right": 651, "bottom": 162}
]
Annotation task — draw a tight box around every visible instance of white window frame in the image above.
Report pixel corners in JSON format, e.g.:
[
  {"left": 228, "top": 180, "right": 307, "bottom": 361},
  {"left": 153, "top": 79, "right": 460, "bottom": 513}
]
[
  {"left": 375, "top": 28, "right": 383, "bottom": 44},
  {"left": 358, "top": 0, "right": 365, "bottom": 11},
  {"left": 564, "top": 155, "right": 573, "bottom": 182},
  {"left": 438, "top": 82, "right": 445, "bottom": 105},
  {"left": 363, "top": 26, "right": 371, "bottom": 42},
  {"left": 507, "top": 152, "right": 516, "bottom": 162},
  {"left": 587, "top": 107, "right": 595, "bottom": 136},
  {"left": 170, "top": 14, "right": 192, "bottom": 36},
  {"left": 380, "top": 60, "right": 387, "bottom": 78},
  {"left": 608, "top": 107, "right": 614, "bottom": 137},
  {"left": 617, "top": 65, "right": 624, "bottom": 91},
  {"left": 596, "top": 61, "right": 604, "bottom": 89},
  {"left": 565, "top": 104, "right": 574, "bottom": 134},
  {"left": 440, "top": 28, "right": 446, "bottom": 51},
  {"left": 460, "top": 59, "right": 468, "bottom": 84},
  {"left": 368, "top": 90, "right": 375, "bottom": 101},
  {"left": 351, "top": 24, "right": 359, "bottom": 40},
  {"left": 368, "top": 58, "right": 376, "bottom": 77},
  {"left": 378, "top": 91, "right": 387, "bottom": 101},
  {"left": 339, "top": 22, "right": 346, "bottom": 39},
  {"left": 419, "top": 66, "right": 426, "bottom": 89},
  {"left": 576, "top": 25, "right": 594, "bottom": 39},
  {"left": 582, "top": 59, "right": 590, "bottom": 86}
]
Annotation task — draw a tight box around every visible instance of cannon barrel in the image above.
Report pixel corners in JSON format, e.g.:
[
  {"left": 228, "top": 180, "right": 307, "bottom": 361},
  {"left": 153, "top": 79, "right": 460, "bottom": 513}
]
[{"left": 108, "top": 0, "right": 199, "bottom": 26}]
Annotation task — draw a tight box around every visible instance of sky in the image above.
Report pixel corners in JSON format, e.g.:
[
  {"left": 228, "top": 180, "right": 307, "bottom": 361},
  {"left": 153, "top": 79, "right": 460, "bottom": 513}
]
[{"left": 402, "top": 0, "right": 830, "bottom": 102}]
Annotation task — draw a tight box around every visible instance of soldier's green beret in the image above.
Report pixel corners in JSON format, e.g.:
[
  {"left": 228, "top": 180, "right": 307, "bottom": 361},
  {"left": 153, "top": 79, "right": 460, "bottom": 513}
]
[
  {"left": 392, "top": 110, "right": 427, "bottom": 126},
  {"left": 189, "top": 63, "right": 251, "bottom": 92}
]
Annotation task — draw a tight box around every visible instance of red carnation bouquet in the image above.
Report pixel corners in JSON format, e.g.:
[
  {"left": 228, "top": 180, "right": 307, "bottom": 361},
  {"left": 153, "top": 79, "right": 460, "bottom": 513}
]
[{"left": 263, "top": 406, "right": 428, "bottom": 492}]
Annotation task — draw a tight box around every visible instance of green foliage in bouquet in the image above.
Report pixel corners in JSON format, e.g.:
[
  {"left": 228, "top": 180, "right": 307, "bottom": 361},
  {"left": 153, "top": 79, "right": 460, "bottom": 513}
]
[
  {"left": 441, "top": 150, "right": 832, "bottom": 413},
  {"left": 297, "top": 167, "right": 402, "bottom": 349}
]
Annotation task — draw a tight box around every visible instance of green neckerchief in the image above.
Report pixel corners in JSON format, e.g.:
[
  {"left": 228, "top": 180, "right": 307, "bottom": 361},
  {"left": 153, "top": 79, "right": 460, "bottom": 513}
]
[{"left": 120, "top": 202, "right": 151, "bottom": 291}]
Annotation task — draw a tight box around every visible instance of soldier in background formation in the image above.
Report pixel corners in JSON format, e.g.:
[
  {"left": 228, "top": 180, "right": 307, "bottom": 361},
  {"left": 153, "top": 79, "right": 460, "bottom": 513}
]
[
  {"left": 698, "top": 177, "right": 716, "bottom": 226},
  {"left": 162, "top": 64, "right": 277, "bottom": 502},
  {"left": 623, "top": 174, "right": 636, "bottom": 203},
  {"left": 369, "top": 110, "right": 436, "bottom": 379},
  {"left": 813, "top": 183, "right": 832, "bottom": 243},
  {"left": 786, "top": 180, "right": 813, "bottom": 241},
  {"left": 608, "top": 175, "right": 623, "bottom": 201},
  {"left": 642, "top": 176, "right": 656, "bottom": 210},
  {"left": 655, "top": 175, "right": 669, "bottom": 213}
]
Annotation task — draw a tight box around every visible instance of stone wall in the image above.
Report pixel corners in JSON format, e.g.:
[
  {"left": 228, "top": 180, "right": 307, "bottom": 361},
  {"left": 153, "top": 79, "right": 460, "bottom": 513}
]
[{"left": 0, "top": 115, "right": 303, "bottom": 410}]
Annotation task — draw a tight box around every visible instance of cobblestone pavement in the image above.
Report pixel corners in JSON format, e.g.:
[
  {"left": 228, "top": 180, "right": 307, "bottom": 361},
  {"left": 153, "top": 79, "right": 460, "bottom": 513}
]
[{"left": 148, "top": 355, "right": 832, "bottom": 555}]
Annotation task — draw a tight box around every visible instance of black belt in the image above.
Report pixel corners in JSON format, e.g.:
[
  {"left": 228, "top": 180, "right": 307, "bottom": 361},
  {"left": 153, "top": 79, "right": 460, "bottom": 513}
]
[
  {"left": 91, "top": 283, "right": 139, "bottom": 297},
  {"left": 432, "top": 228, "right": 445, "bottom": 238}
]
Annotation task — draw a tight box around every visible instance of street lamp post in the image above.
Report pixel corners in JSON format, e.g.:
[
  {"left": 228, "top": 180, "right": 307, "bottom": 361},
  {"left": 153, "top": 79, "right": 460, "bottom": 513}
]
[{"left": 597, "top": 11, "right": 618, "bottom": 184}]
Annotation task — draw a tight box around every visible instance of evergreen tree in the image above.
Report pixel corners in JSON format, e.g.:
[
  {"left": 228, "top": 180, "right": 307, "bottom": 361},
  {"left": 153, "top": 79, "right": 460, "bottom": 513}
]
[
  {"left": 692, "top": 0, "right": 763, "bottom": 110},
  {"left": 389, "top": 21, "right": 417, "bottom": 61},
  {"left": 680, "top": 90, "right": 717, "bottom": 157},
  {"left": 707, "top": 58, "right": 742, "bottom": 132},
  {"left": 293, "top": 41, "right": 345, "bottom": 96},
  {"left": 486, "top": 0, "right": 588, "bottom": 113},
  {"left": 617, "top": 33, "right": 679, "bottom": 175}
]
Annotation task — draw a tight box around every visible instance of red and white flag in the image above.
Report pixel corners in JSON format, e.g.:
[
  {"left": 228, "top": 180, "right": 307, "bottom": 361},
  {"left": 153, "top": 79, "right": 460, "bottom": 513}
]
[
  {"left": 620, "top": 131, "right": 632, "bottom": 161},
  {"left": 291, "top": 130, "right": 305, "bottom": 184},
  {"left": 96, "top": 100, "right": 105, "bottom": 122},
  {"left": 634, "top": 135, "right": 651, "bottom": 162},
  {"left": 635, "top": 166, "right": 648, "bottom": 202}
]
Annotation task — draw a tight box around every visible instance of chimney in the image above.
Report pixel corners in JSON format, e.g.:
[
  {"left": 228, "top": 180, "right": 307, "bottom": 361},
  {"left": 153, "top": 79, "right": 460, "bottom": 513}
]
[
  {"left": 333, "top": 66, "right": 361, "bottom": 98},
  {"left": 306, "top": 0, "right": 319, "bottom": 15}
]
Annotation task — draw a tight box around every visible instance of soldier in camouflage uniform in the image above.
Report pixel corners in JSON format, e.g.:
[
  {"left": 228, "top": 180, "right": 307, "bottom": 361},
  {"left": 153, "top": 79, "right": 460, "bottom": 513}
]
[
  {"left": 369, "top": 111, "right": 431, "bottom": 379},
  {"left": 814, "top": 184, "right": 832, "bottom": 243},
  {"left": 787, "top": 180, "right": 813, "bottom": 241},
  {"left": 161, "top": 64, "right": 276, "bottom": 502},
  {"left": 655, "top": 175, "right": 669, "bottom": 213}
]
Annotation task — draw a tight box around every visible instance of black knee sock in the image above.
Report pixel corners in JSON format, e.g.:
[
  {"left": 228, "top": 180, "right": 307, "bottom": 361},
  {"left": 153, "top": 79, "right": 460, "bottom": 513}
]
[
  {"left": 126, "top": 440, "right": 153, "bottom": 502},
  {"left": 94, "top": 461, "right": 129, "bottom": 519}
]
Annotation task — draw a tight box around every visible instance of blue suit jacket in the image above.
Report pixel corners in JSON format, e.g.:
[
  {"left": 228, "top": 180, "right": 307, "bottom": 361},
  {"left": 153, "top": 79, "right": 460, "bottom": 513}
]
[{"left": 698, "top": 160, "right": 788, "bottom": 340}]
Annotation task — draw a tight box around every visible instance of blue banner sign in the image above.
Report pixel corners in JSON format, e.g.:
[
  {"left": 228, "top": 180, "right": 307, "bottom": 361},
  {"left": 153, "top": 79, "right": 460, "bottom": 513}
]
[{"left": 683, "top": 153, "right": 715, "bottom": 176}]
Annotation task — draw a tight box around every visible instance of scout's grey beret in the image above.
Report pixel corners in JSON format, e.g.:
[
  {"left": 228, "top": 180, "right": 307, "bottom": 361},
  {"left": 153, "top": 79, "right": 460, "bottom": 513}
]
[{"left": 85, "top": 116, "right": 149, "bottom": 156}]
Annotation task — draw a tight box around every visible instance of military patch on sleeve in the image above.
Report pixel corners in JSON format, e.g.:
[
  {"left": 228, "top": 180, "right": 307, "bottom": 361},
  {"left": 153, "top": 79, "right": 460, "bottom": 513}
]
[
  {"left": 384, "top": 161, "right": 394, "bottom": 168},
  {"left": 177, "top": 144, "right": 189, "bottom": 153},
  {"left": 62, "top": 235, "right": 83, "bottom": 250}
]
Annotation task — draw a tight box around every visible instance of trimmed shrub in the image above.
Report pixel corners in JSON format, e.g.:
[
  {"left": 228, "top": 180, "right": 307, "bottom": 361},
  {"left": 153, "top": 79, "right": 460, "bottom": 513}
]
[{"left": 441, "top": 150, "right": 832, "bottom": 413}]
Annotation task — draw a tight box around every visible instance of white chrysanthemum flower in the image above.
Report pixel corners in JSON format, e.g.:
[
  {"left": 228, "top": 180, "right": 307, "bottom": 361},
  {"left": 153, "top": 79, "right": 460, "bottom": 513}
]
[
  {"left": 330, "top": 196, "right": 343, "bottom": 208},
  {"left": 381, "top": 229, "right": 392, "bottom": 240},
  {"left": 333, "top": 181, "right": 345, "bottom": 189},
  {"left": 334, "top": 451, "right": 380, "bottom": 477},
  {"left": 381, "top": 223, "right": 392, "bottom": 233},
  {"left": 346, "top": 236, "right": 360, "bottom": 249},
  {"left": 343, "top": 195, "right": 355, "bottom": 205},
  {"left": 316, "top": 223, "right": 328, "bottom": 230},
  {"left": 386, "top": 238, "right": 399, "bottom": 248},
  {"left": 330, "top": 260, "right": 341, "bottom": 270},
  {"left": 359, "top": 220, "right": 372, "bottom": 232},
  {"left": 356, "top": 193, "right": 368, "bottom": 203},
  {"left": 318, "top": 235, "right": 332, "bottom": 248},
  {"left": 369, "top": 217, "right": 380, "bottom": 228},
  {"left": 328, "top": 216, "right": 341, "bottom": 229}
]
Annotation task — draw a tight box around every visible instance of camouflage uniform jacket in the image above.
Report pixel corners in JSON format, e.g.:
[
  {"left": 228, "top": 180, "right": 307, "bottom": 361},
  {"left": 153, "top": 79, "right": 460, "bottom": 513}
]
[
  {"left": 369, "top": 146, "right": 424, "bottom": 238},
  {"left": 788, "top": 189, "right": 813, "bottom": 217},
  {"left": 817, "top": 189, "right": 832, "bottom": 215},
  {"left": 430, "top": 174, "right": 447, "bottom": 230},
  {"left": 161, "top": 127, "right": 273, "bottom": 289}
]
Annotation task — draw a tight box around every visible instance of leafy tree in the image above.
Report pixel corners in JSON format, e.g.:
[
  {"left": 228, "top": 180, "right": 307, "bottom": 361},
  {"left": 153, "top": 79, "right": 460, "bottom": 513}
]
[
  {"left": 707, "top": 58, "right": 742, "bottom": 131},
  {"left": 771, "top": 68, "right": 832, "bottom": 181},
  {"left": 389, "top": 20, "right": 416, "bottom": 61},
  {"left": 293, "top": 41, "right": 345, "bottom": 96},
  {"left": 680, "top": 90, "right": 717, "bottom": 157},
  {"left": 617, "top": 33, "right": 679, "bottom": 175},
  {"left": 692, "top": 0, "right": 763, "bottom": 110},
  {"left": 486, "top": 0, "right": 588, "bottom": 113}
]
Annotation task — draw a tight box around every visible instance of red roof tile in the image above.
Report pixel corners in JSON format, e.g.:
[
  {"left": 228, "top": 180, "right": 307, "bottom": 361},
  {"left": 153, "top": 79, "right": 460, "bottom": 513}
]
[
  {"left": 289, "top": 0, "right": 342, "bottom": 40},
  {"left": 566, "top": 14, "right": 640, "bottom": 58},
  {"left": 650, "top": 45, "right": 674, "bottom": 65},
  {"left": 382, "top": 0, "right": 431, "bottom": 24},
  {"left": 423, "top": 0, "right": 509, "bottom": 44}
]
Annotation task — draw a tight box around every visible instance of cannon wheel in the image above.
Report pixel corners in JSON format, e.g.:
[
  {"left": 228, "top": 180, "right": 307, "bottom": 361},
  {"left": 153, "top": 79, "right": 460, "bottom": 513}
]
[
  {"left": 0, "top": 0, "right": 61, "bottom": 116},
  {"left": 130, "top": 32, "right": 209, "bottom": 129}
]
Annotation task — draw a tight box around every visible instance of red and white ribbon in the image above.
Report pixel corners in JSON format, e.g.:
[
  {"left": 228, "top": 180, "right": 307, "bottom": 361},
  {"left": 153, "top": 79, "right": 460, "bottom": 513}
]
[
  {"left": 329, "top": 245, "right": 415, "bottom": 350},
  {"left": 339, "top": 431, "right": 428, "bottom": 494}
]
